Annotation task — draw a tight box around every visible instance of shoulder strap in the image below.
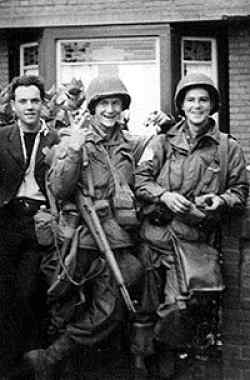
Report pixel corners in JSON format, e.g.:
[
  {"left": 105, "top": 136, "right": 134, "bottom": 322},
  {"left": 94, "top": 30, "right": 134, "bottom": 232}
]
[
  {"left": 85, "top": 164, "right": 95, "bottom": 198},
  {"left": 218, "top": 132, "right": 229, "bottom": 194},
  {"left": 100, "top": 145, "right": 124, "bottom": 192},
  {"left": 79, "top": 145, "right": 95, "bottom": 198},
  {"left": 45, "top": 171, "right": 58, "bottom": 216}
]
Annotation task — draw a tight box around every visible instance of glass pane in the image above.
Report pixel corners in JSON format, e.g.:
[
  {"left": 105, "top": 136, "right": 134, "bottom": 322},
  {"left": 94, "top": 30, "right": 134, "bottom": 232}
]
[
  {"left": 60, "top": 38, "right": 156, "bottom": 63},
  {"left": 184, "top": 40, "right": 211, "bottom": 61},
  {"left": 183, "top": 62, "right": 212, "bottom": 77},
  {"left": 119, "top": 63, "right": 160, "bottom": 135},
  {"left": 58, "top": 64, "right": 98, "bottom": 88},
  {"left": 23, "top": 45, "right": 39, "bottom": 66},
  {"left": 23, "top": 67, "right": 39, "bottom": 76}
]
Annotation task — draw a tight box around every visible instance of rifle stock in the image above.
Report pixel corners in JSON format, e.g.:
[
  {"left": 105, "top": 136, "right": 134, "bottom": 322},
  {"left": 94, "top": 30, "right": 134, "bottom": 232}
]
[{"left": 76, "top": 188, "right": 136, "bottom": 314}]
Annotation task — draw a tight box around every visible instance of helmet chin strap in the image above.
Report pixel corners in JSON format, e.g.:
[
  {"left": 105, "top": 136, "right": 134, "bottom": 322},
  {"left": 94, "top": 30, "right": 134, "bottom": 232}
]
[
  {"left": 186, "top": 119, "right": 210, "bottom": 139},
  {"left": 91, "top": 115, "right": 118, "bottom": 139}
]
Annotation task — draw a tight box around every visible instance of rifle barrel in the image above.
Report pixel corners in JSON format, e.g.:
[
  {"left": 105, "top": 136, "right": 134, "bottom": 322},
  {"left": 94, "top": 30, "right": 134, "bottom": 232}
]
[{"left": 120, "top": 285, "right": 136, "bottom": 313}]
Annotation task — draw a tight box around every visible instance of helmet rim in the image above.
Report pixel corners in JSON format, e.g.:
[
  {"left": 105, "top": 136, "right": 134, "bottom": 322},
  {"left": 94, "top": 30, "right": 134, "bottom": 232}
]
[
  {"left": 174, "top": 74, "right": 220, "bottom": 116},
  {"left": 86, "top": 76, "right": 131, "bottom": 115},
  {"left": 88, "top": 92, "right": 131, "bottom": 114}
]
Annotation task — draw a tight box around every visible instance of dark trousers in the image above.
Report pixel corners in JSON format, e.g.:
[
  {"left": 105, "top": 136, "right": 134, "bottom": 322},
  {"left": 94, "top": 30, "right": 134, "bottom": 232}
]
[
  {"left": 42, "top": 246, "right": 143, "bottom": 347},
  {"left": 0, "top": 201, "right": 48, "bottom": 376}
]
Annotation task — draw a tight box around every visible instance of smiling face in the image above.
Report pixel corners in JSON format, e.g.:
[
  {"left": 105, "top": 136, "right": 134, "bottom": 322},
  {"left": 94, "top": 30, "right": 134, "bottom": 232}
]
[
  {"left": 182, "top": 87, "right": 212, "bottom": 134},
  {"left": 93, "top": 96, "right": 123, "bottom": 131},
  {"left": 11, "top": 85, "right": 42, "bottom": 132}
]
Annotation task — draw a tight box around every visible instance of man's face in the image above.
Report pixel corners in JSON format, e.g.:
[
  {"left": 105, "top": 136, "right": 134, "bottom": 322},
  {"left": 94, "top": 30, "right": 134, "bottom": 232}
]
[
  {"left": 11, "top": 85, "right": 42, "bottom": 131},
  {"left": 182, "top": 87, "right": 212, "bottom": 131},
  {"left": 94, "top": 96, "right": 123, "bottom": 129}
]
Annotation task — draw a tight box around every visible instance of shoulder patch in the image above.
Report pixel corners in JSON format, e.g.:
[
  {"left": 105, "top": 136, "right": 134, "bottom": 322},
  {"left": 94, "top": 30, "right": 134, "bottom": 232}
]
[{"left": 137, "top": 146, "right": 154, "bottom": 165}]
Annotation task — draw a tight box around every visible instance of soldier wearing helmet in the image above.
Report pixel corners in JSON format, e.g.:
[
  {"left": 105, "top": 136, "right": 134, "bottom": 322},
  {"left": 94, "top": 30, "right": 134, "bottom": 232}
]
[
  {"left": 174, "top": 72, "right": 220, "bottom": 116},
  {"left": 23, "top": 75, "right": 171, "bottom": 379},
  {"left": 134, "top": 72, "right": 248, "bottom": 377}
]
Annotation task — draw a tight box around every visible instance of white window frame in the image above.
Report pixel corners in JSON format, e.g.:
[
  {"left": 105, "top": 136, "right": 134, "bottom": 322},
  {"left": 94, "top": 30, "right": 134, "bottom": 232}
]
[
  {"left": 181, "top": 37, "right": 218, "bottom": 86},
  {"left": 20, "top": 42, "right": 39, "bottom": 75}
]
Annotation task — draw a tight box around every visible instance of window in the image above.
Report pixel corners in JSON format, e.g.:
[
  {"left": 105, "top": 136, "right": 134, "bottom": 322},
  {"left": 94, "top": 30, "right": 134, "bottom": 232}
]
[
  {"left": 57, "top": 37, "right": 160, "bottom": 135},
  {"left": 20, "top": 42, "right": 39, "bottom": 75},
  {"left": 181, "top": 37, "right": 218, "bottom": 122},
  {"left": 181, "top": 37, "right": 218, "bottom": 86}
]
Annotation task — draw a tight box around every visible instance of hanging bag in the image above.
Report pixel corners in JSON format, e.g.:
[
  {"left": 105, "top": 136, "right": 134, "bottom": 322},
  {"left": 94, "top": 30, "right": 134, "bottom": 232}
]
[
  {"left": 172, "top": 132, "right": 228, "bottom": 295},
  {"left": 171, "top": 235, "right": 225, "bottom": 294}
]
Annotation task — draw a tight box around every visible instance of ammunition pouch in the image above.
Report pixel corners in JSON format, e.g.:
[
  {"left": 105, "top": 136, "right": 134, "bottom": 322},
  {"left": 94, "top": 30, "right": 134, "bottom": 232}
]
[
  {"left": 57, "top": 203, "right": 80, "bottom": 242},
  {"left": 34, "top": 202, "right": 80, "bottom": 248},
  {"left": 94, "top": 199, "right": 112, "bottom": 221}
]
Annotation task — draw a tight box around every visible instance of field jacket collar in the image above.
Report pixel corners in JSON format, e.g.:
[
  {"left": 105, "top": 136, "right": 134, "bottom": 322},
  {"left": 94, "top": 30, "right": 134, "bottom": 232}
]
[{"left": 166, "top": 117, "right": 221, "bottom": 153}]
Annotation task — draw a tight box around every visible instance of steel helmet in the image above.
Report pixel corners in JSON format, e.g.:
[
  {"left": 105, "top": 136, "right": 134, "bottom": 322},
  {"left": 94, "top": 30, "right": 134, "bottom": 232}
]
[
  {"left": 174, "top": 72, "right": 220, "bottom": 116},
  {"left": 86, "top": 75, "right": 131, "bottom": 114}
]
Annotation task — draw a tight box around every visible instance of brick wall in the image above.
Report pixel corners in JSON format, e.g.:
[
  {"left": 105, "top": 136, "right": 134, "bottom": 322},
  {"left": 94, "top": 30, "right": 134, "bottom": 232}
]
[
  {"left": 0, "top": 33, "right": 9, "bottom": 87},
  {"left": 229, "top": 25, "right": 250, "bottom": 166},
  {"left": 1, "top": 0, "right": 250, "bottom": 27},
  {"left": 222, "top": 169, "right": 250, "bottom": 380},
  {"left": 223, "top": 27, "right": 250, "bottom": 377}
]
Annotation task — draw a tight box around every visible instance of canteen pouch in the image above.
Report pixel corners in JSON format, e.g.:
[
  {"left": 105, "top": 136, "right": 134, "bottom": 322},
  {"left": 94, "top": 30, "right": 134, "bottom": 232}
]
[
  {"left": 34, "top": 206, "right": 56, "bottom": 246},
  {"left": 113, "top": 184, "right": 139, "bottom": 227},
  {"left": 102, "top": 145, "right": 139, "bottom": 227}
]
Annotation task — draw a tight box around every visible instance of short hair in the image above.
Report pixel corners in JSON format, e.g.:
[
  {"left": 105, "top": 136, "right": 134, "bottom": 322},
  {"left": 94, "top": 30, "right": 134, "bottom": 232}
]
[{"left": 10, "top": 75, "right": 45, "bottom": 100}]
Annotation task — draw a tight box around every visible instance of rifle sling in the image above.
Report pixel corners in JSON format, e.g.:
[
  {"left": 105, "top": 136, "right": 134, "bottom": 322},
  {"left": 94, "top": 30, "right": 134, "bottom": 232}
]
[{"left": 218, "top": 132, "right": 229, "bottom": 194}]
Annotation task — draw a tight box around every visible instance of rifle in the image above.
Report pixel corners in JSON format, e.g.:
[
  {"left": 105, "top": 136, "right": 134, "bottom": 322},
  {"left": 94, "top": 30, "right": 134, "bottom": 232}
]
[{"left": 75, "top": 187, "right": 136, "bottom": 314}]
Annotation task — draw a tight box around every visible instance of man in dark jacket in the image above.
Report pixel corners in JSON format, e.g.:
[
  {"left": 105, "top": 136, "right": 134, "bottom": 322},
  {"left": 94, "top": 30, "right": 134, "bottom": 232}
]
[{"left": 0, "top": 75, "right": 59, "bottom": 378}]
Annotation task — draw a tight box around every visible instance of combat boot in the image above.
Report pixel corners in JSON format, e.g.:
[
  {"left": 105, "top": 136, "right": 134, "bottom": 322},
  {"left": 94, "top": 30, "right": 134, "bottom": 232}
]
[{"left": 24, "top": 335, "right": 76, "bottom": 380}]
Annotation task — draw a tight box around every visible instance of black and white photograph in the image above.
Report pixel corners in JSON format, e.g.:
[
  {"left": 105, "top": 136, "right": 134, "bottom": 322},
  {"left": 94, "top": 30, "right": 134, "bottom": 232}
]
[{"left": 0, "top": 1, "right": 250, "bottom": 379}]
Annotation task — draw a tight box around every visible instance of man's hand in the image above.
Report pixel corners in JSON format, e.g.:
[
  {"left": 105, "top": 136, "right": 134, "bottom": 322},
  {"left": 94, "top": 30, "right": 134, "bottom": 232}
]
[
  {"left": 144, "top": 110, "right": 176, "bottom": 133},
  {"left": 42, "top": 146, "right": 57, "bottom": 166},
  {"left": 67, "top": 128, "right": 88, "bottom": 151},
  {"left": 160, "top": 191, "right": 192, "bottom": 215},
  {"left": 195, "top": 193, "right": 225, "bottom": 211}
]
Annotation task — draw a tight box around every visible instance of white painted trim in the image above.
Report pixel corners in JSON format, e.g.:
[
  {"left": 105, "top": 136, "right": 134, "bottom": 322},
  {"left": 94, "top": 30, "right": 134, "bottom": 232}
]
[{"left": 20, "top": 42, "right": 39, "bottom": 75}]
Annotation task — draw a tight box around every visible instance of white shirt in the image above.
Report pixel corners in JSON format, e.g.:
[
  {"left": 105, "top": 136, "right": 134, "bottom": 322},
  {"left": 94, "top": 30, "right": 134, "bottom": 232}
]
[{"left": 16, "top": 119, "right": 49, "bottom": 201}]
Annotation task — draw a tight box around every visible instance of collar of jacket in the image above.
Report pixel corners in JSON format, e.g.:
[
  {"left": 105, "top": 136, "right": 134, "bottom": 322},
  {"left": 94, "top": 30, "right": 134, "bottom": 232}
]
[
  {"left": 5, "top": 119, "right": 56, "bottom": 170},
  {"left": 166, "top": 117, "right": 220, "bottom": 152},
  {"left": 16, "top": 118, "right": 50, "bottom": 137},
  {"left": 87, "top": 117, "right": 125, "bottom": 146}
]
